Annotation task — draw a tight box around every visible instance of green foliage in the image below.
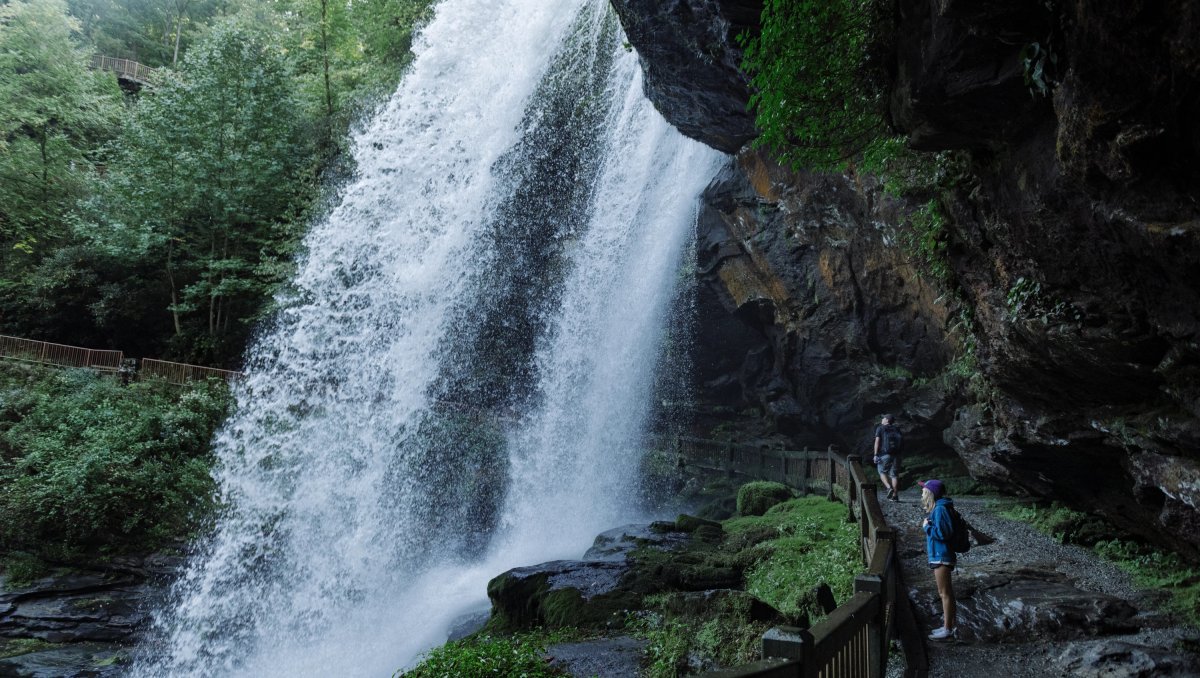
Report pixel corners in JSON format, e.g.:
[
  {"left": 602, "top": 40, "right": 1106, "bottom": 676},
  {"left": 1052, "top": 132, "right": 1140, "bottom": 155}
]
[
  {"left": 735, "top": 481, "right": 792, "bottom": 517},
  {"left": 738, "top": 0, "right": 887, "bottom": 171},
  {"left": 0, "top": 364, "right": 232, "bottom": 554},
  {"left": 99, "top": 18, "right": 313, "bottom": 362},
  {"left": 725, "top": 498, "right": 859, "bottom": 616},
  {"left": 900, "top": 200, "right": 951, "bottom": 287},
  {"left": 0, "top": 0, "right": 122, "bottom": 266},
  {"left": 1094, "top": 539, "right": 1200, "bottom": 627},
  {"left": 1005, "top": 276, "right": 1082, "bottom": 325},
  {"left": 397, "top": 631, "right": 571, "bottom": 678},
  {"left": 633, "top": 609, "right": 768, "bottom": 678},
  {"left": 1, "top": 551, "right": 49, "bottom": 587},
  {"left": 860, "top": 137, "right": 970, "bottom": 198},
  {"left": 1, "top": 0, "right": 434, "bottom": 365}
]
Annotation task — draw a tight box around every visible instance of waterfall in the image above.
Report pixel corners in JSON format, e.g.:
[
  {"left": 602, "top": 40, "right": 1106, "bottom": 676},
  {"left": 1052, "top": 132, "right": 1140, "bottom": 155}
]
[{"left": 133, "top": 0, "right": 724, "bottom": 675}]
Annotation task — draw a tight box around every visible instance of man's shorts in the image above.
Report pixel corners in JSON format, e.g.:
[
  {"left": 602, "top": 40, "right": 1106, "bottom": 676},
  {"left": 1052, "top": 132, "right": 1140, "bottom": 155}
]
[{"left": 876, "top": 454, "right": 901, "bottom": 477}]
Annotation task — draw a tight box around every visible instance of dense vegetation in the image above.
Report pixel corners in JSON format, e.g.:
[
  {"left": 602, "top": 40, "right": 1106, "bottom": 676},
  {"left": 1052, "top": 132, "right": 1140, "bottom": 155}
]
[
  {"left": 0, "top": 0, "right": 433, "bottom": 568},
  {"left": 738, "top": 0, "right": 888, "bottom": 171},
  {"left": 0, "top": 363, "right": 232, "bottom": 566},
  {"left": 1, "top": 0, "right": 434, "bottom": 366}
]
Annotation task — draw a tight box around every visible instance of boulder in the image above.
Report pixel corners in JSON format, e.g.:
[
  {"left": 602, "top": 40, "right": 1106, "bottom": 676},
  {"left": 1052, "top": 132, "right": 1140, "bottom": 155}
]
[
  {"left": 914, "top": 566, "right": 1139, "bottom": 643},
  {"left": 486, "top": 560, "right": 639, "bottom": 631},
  {"left": 1053, "top": 638, "right": 1200, "bottom": 678}
]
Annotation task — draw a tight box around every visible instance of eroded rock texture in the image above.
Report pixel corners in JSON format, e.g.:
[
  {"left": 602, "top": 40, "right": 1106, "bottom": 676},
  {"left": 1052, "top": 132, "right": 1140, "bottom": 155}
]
[{"left": 613, "top": 0, "right": 1200, "bottom": 557}]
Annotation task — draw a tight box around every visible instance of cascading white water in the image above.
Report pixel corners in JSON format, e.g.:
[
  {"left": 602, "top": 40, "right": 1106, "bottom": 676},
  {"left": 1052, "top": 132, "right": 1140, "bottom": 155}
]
[{"left": 134, "top": 0, "right": 724, "bottom": 675}]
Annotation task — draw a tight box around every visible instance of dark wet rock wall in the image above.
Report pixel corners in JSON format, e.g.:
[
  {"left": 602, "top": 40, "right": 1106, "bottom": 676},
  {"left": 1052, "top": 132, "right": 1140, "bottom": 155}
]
[{"left": 613, "top": 0, "right": 1200, "bottom": 558}]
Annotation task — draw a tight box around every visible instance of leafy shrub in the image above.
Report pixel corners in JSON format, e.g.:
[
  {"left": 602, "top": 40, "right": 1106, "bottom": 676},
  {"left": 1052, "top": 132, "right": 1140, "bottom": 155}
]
[
  {"left": 736, "top": 481, "right": 792, "bottom": 517},
  {"left": 738, "top": 0, "right": 888, "bottom": 171},
  {"left": 397, "top": 632, "right": 569, "bottom": 678},
  {"left": 0, "top": 364, "right": 232, "bottom": 555}
]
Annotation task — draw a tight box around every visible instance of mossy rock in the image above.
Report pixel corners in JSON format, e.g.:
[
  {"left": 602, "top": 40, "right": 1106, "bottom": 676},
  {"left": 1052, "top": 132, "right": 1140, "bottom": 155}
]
[
  {"left": 653, "top": 589, "right": 783, "bottom": 624},
  {"left": 675, "top": 514, "right": 721, "bottom": 533},
  {"left": 696, "top": 495, "right": 737, "bottom": 521},
  {"left": 486, "top": 563, "right": 638, "bottom": 632},
  {"left": 736, "top": 481, "right": 793, "bottom": 517}
]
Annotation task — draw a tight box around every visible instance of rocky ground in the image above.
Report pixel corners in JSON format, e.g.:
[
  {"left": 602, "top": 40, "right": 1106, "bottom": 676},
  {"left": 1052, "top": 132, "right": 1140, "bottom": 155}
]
[
  {"left": 884, "top": 489, "right": 1200, "bottom": 678},
  {"left": 0, "top": 553, "right": 178, "bottom": 677}
]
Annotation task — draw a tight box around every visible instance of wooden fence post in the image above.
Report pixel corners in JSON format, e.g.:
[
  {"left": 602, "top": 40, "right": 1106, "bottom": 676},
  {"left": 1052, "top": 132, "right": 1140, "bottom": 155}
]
[
  {"left": 854, "top": 575, "right": 884, "bottom": 678},
  {"left": 827, "top": 446, "right": 837, "bottom": 501},
  {"left": 845, "top": 455, "right": 860, "bottom": 523}
]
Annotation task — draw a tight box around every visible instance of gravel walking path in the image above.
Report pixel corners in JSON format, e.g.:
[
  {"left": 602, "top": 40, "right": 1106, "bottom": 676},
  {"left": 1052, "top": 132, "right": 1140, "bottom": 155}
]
[{"left": 882, "top": 488, "right": 1199, "bottom": 677}]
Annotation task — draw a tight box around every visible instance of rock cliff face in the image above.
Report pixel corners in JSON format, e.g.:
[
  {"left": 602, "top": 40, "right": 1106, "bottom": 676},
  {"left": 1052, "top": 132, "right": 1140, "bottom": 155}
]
[{"left": 613, "top": 0, "right": 1200, "bottom": 558}]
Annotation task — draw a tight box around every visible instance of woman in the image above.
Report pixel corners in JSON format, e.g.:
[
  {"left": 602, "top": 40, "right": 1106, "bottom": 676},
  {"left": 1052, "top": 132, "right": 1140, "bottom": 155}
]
[{"left": 920, "top": 478, "right": 956, "bottom": 640}]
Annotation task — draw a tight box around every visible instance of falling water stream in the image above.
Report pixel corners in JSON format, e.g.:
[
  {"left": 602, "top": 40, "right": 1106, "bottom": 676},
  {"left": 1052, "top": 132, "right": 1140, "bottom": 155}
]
[{"left": 134, "top": 0, "right": 724, "bottom": 675}]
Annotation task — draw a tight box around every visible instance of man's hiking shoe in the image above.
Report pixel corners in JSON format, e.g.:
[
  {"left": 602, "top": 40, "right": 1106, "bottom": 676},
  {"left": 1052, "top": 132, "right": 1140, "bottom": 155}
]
[
  {"left": 890, "top": 491, "right": 900, "bottom": 502},
  {"left": 886, "top": 489, "right": 896, "bottom": 501},
  {"left": 928, "top": 627, "right": 955, "bottom": 641}
]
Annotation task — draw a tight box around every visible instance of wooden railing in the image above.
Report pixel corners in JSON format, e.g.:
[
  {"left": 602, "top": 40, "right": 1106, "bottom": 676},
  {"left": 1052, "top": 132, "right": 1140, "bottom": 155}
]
[
  {"left": 0, "top": 335, "right": 123, "bottom": 372},
  {"left": 0, "top": 335, "right": 242, "bottom": 385},
  {"left": 91, "top": 55, "right": 158, "bottom": 86},
  {"left": 140, "top": 358, "right": 243, "bottom": 385},
  {"left": 676, "top": 437, "right": 928, "bottom": 678}
]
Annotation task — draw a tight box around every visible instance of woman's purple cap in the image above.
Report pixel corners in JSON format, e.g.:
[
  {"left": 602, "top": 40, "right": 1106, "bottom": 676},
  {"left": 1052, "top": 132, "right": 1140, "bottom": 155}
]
[{"left": 919, "top": 479, "right": 945, "bottom": 497}]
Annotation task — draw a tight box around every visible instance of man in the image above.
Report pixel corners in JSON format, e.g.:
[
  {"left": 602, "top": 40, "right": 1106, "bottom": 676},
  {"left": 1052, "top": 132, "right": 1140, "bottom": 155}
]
[{"left": 873, "top": 414, "right": 902, "bottom": 501}]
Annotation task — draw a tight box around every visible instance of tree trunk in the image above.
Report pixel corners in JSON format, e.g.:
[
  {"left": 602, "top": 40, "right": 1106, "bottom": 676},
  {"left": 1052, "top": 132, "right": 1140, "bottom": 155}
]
[
  {"left": 166, "top": 241, "right": 183, "bottom": 336},
  {"left": 320, "top": 0, "right": 334, "bottom": 152}
]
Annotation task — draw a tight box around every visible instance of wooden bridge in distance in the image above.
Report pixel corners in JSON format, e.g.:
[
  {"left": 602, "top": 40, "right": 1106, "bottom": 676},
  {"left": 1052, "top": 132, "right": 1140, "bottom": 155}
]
[{"left": 91, "top": 55, "right": 158, "bottom": 87}]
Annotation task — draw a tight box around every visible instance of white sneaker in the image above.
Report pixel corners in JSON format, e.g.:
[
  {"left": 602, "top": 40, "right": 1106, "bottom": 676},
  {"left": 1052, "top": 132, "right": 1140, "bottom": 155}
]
[{"left": 928, "top": 626, "right": 955, "bottom": 641}]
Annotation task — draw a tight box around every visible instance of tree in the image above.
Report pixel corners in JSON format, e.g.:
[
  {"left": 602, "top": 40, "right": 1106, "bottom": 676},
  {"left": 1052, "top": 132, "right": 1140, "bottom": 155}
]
[
  {"left": 105, "top": 18, "right": 312, "bottom": 362},
  {"left": 67, "top": 0, "right": 225, "bottom": 68},
  {"left": 0, "top": 0, "right": 121, "bottom": 269}
]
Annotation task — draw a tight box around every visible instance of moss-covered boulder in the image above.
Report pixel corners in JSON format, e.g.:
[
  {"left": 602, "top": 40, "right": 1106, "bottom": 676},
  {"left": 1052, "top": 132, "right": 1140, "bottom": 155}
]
[
  {"left": 736, "top": 481, "right": 793, "bottom": 516},
  {"left": 675, "top": 514, "right": 721, "bottom": 533},
  {"left": 485, "top": 561, "right": 639, "bottom": 632}
]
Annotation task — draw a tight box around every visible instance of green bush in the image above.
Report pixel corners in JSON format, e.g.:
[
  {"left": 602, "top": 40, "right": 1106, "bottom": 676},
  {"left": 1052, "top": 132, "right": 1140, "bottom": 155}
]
[
  {"left": 738, "top": 0, "right": 888, "bottom": 171},
  {"left": 736, "top": 481, "right": 792, "bottom": 517},
  {"left": 0, "top": 364, "right": 232, "bottom": 555},
  {"left": 397, "top": 632, "right": 570, "bottom": 678}
]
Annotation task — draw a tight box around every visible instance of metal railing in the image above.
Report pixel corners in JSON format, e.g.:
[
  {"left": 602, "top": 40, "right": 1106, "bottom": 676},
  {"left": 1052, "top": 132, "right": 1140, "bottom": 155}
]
[
  {"left": 677, "top": 437, "right": 928, "bottom": 678},
  {"left": 0, "top": 335, "right": 123, "bottom": 372},
  {"left": 140, "top": 358, "right": 243, "bottom": 385},
  {"left": 90, "top": 55, "right": 158, "bottom": 86}
]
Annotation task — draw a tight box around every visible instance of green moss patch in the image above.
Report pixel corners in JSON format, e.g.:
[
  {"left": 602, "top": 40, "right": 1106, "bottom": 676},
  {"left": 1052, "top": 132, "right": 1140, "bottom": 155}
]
[
  {"left": 725, "top": 497, "right": 859, "bottom": 619},
  {"left": 0, "top": 638, "right": 56, "bottom": 660}
]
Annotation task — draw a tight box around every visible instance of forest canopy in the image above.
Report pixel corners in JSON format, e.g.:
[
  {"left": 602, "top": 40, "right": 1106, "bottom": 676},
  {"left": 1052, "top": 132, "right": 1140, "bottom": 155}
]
[{"left": 0, "top": 0, "right": 435, "bottom": 366}]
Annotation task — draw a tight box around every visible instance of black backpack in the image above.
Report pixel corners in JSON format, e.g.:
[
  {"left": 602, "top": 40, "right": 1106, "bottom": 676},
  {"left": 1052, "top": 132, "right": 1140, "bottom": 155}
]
[
  {"left": 948, "top": 506, "right": 971, "bottom": 554},
  {"left": 881, "top": 425, "right": 902, "bottom": 455}
]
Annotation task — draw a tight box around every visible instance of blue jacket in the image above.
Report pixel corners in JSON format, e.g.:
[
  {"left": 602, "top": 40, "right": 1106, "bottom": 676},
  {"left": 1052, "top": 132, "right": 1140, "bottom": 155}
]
[{"left": 924, "top": 497, "right": 956, "bottom": 566}]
